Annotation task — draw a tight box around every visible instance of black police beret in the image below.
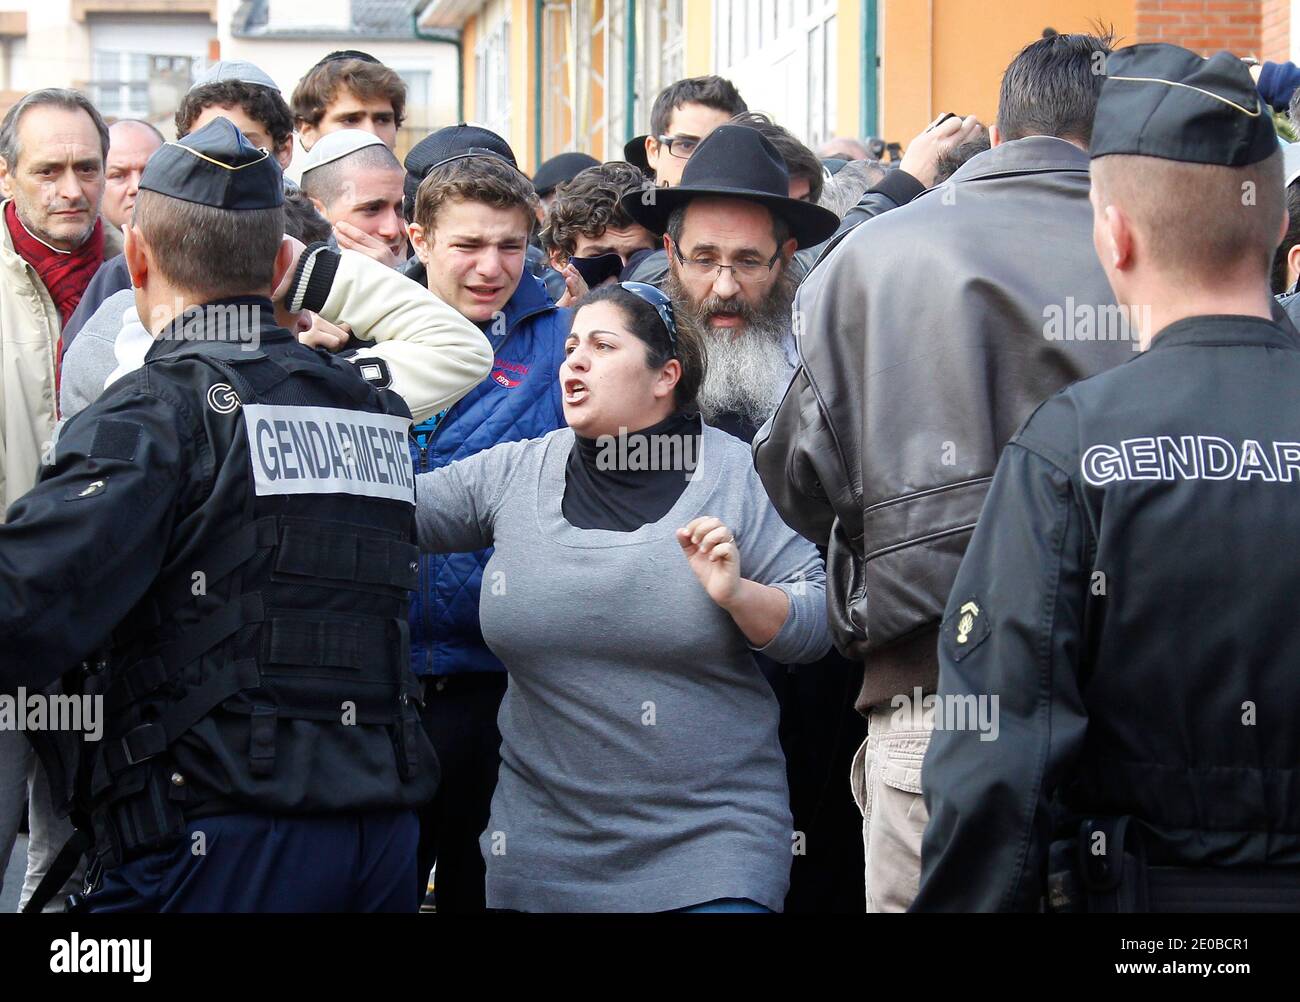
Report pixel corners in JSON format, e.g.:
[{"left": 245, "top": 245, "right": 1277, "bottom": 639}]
[
  {"left": 1092, "top": 44, "right": 1278, "bottom": 166},
  {"left": 139, "top": 116, "right": 284, "bottom": 210}
]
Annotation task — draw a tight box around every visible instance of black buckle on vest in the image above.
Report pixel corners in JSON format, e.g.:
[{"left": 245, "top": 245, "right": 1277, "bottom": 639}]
[
  {"left": 119, "top": 723, "right": 167, "bottom": 766},
  {"left": 248, "top": 706, "right": 278, "bottom": 777}
]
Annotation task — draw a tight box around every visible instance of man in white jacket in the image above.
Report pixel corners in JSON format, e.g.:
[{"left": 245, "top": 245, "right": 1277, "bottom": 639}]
[{"left": 61, "top": 245, "right": 484, "bottom": 424}]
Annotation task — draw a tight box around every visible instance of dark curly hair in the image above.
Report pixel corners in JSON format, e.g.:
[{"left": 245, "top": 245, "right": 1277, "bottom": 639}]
[
  {"left": 539, "top": 161, "right": 647, "bottom": 262},
  {"left": 176, "top": 80, "right": 294, "bottom": 158}
]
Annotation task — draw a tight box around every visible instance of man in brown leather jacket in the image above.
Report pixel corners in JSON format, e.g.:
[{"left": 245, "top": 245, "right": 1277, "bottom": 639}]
[{"left": 753, "top": 28, "right": 1134, "bottom": 911}]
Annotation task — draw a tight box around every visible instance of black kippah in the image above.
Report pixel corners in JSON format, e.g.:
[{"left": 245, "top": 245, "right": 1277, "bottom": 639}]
[{"left": 314, "top": 50, "right": 381, "bottom": 69}]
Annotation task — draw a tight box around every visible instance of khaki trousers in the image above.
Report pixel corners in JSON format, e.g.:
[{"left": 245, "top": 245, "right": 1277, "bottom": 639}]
[{"left": 850, "top": 704, "right": 933, "bottom": 912}]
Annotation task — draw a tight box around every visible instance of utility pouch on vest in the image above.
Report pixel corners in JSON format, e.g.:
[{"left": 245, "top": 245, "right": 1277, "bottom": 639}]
[{"left": 1046, "top": 816, "right": 1148, "bottom": 913}]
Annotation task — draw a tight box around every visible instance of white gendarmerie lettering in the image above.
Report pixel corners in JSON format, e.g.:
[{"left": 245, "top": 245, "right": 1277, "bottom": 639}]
[
  {"left": 242, "top": 404, "right": 414, "bottom": 503},
  {"left": 1081, "top": 436, "right": 1300, "bottom": 487},
  {"left": 1081, "top": 443, "right": 1126, "bottom": 486}
]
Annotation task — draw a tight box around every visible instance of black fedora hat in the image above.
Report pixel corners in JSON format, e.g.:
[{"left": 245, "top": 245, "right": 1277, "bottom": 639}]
[{"left": 620, "top": 125, "right": 839, "bottom": 249}]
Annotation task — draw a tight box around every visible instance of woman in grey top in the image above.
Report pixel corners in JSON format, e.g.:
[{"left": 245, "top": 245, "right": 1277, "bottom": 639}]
[{"left": 415, "top": 283, "right": 831, "bottom": 912}]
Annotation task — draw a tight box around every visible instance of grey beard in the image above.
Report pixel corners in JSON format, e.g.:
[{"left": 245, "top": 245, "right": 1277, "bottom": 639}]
[
  {"left": 696, "top": 315, "right": 793, "bottom": 429},
  {"left": 665, "top": 268, "right": 796, "bottom": 430}
]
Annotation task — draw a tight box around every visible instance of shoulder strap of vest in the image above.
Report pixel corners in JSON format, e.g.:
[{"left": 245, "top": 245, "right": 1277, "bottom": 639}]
[{"left": 196, "top": 351, "right": 292, "bottom": 405}]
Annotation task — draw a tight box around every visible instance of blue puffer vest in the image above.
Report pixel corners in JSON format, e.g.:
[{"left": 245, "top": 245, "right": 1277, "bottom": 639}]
[{"left": 407, "top": 268, "right": 569, "bottom": 675}]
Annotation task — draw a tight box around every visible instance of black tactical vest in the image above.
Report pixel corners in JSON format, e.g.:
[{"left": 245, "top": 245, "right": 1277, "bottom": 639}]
[{"left": 61, "top": 334, "right": 439, "bottom": 868}]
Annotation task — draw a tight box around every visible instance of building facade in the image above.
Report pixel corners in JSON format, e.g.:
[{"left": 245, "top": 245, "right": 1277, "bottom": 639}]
[
  {"left": 0, "top": 1, "right": 1296, "bottom": 169},
  {"left": 0, "top": 0, "right": 457, "bottom": 158},
  {"left": 416, "top": 0, "right": 1300, "bottom": 174}
]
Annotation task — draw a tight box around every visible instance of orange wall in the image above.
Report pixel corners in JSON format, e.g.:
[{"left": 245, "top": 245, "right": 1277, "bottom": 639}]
[
  {"left": 510, "top": 0, "right": 535, "bottom": 169},
  {"left": 881, "top": 0, "right": 1136, "bottom": 144},
  {"left": 684, "top": 0, "right": 711, "bottom": 76}
]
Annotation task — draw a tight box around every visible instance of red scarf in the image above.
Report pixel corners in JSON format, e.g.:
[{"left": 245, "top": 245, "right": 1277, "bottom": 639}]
[{"left": 5, "top": 200, "right": 104, "bottom": 328}]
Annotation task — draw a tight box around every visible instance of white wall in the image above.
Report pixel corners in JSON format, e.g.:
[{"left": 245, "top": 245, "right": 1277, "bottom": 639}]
[
  {"left": 87, "top": 15, "right": 213, "bottom": 57},
  {"left": 3, "top": 0, "right": 92, "bottom": 91}
]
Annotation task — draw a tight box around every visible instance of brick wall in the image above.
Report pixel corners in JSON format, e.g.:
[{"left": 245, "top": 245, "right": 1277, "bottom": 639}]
[
  {"left": 1260, "top": 0, "right": 1290, "bottom": 61},
  {"left": 1134, "top": 0, "right": 1262, "bottom": 55}
]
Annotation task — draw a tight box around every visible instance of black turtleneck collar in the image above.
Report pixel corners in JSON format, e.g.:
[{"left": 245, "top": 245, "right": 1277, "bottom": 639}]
[{"left": 563, "top": 410, "right": 703, "bottom": 532}]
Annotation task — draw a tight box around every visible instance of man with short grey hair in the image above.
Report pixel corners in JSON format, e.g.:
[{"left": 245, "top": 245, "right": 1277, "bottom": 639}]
[{"left": 0, "top": 86, "right": 110, "bottom": 911}]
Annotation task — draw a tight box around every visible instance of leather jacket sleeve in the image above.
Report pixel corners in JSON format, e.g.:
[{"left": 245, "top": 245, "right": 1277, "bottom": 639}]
[
  {"left": 912, "top": 440, "right": 1090, "bottom": 912},
  {"left": 753, "top": 366, "right": 845, "bottom": 550},
  {"left": 836, "top": 168, "right": 926, "bottom": 235}
]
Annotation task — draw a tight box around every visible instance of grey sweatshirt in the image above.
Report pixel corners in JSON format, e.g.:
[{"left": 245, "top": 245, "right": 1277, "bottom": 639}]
[
  {"left": 60, "top": 288, "right": 136, "bottom": 419},
  {"left": 415, "top": 422, "right": 832, "bottom": 912}
]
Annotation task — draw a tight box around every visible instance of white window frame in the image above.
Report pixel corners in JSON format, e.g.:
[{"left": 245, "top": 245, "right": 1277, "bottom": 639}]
[
  {"left": 712, "top": 0, "right": 839, "bottom": 149},
  {"left": 475, "top": 16, "right": 512, "bottom": 140}
]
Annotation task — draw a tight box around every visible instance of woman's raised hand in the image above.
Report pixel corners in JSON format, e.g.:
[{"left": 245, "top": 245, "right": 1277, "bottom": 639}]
[{"left": 677, "top": 516, "right": 741, "bottom": 608}]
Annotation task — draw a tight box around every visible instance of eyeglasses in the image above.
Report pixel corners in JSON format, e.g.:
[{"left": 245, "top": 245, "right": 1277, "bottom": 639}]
[
  {"left": 619, "top": 281, "right": 678, "bottom": 353},
  {"left": 670, "top": 244, "right": 782, "bottom": 284},
  {"left": 655, "top": 134, "right": 703, "bottom": 160}
]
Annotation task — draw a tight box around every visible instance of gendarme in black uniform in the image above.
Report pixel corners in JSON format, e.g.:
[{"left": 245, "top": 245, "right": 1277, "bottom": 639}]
[
  {"left": 914, "top": 45, "right": 1300, "bottom": 912},
  {"left": 0, "top": 118, "right": 438, "bottom": 912}
]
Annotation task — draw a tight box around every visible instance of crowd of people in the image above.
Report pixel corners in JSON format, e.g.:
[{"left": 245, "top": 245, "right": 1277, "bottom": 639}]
[{"left": 1, "top": 27, "right": 1299, "bottom": 914}]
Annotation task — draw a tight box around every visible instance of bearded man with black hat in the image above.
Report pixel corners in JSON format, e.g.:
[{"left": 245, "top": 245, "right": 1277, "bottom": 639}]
[
  {"left": 0, "top": 117, "right": 493, "bottom": 913},
  {"left": 914, "top": 44, "right": 1300, "bottom": 913},
  {"left": 623, "top": 124, "right": 839, "bottom": 444}
]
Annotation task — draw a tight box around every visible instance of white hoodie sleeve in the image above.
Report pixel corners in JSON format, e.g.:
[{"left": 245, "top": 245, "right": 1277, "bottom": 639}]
[{"left": 289, "top": 246, "right": 493, "bottom": 423}]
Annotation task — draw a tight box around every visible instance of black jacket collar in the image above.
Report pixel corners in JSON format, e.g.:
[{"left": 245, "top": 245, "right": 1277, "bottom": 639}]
[
  {"left": 146, "top": 295, "right": 290, "bottom": 361},
  {"left": 1148, "top": 314, "right": 1300, "bottom": 353}
]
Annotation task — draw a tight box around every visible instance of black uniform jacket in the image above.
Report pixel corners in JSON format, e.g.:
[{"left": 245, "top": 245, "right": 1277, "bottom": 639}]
[
  {"left": 914, "top": 314, "right": 1300, "bottom": 911},
  {"left": 0, "top": 298, "right": 358, "bottom": 692}
]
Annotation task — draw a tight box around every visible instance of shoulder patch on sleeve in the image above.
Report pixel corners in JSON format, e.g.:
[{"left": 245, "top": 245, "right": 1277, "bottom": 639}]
[
  {"left": 65, "top": 478, "right": 108, "bottom": 501},
  {"left": 89, "top": 420, "right": 141, "bottom": 461},
  {"left": 941, "top": 597, "right": 990, "bottom": 663}
]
